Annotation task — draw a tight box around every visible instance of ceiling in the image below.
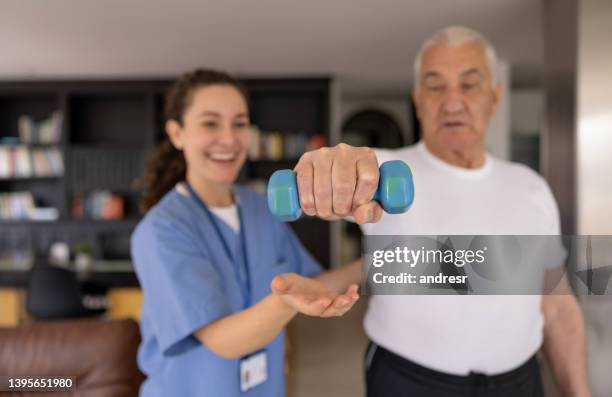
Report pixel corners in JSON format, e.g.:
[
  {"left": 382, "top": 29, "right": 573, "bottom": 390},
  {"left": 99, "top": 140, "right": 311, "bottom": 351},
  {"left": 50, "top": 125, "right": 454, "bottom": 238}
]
[{"left": 1, "top": 0, "right": 543, "bottom": 89}]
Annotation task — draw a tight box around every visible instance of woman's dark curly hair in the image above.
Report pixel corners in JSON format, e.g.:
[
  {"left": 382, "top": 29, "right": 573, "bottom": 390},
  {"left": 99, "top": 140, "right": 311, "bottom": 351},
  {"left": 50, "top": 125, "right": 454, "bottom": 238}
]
[{"left": 135, "top": 68, "right": 249, "bottom": 213}]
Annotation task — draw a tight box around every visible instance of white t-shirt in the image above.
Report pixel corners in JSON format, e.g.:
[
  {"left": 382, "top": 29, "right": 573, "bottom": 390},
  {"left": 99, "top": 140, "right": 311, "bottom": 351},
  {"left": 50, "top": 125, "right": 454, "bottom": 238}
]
[
  {"left": 361, "top": 142, "right": 562, "bottom": 375},
  {"left": 176, "top": 182, "right": 240, "bottom": 233},
  {"left": 209, "top": 205, "right": 240, "bottom": 233}
]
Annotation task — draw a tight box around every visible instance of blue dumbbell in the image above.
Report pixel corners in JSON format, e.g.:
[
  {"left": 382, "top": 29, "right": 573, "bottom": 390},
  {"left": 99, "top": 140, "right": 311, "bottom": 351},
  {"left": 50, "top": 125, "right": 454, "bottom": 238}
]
[{"left": 267, "top": 160, "right": 415, "bottom": 222}]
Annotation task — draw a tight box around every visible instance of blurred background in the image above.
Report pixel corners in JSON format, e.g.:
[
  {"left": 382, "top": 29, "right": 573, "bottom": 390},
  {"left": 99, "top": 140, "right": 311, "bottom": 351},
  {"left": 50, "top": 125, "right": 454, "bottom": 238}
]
[{"left": 0, "top": 0, "right": 610, "bottom": 396}]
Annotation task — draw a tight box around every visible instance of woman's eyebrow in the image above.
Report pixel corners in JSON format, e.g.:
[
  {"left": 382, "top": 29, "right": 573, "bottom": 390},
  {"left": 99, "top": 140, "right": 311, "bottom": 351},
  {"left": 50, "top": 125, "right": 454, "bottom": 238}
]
[{"left": 198, "top": 111, "right": 221, "bottom": 117}]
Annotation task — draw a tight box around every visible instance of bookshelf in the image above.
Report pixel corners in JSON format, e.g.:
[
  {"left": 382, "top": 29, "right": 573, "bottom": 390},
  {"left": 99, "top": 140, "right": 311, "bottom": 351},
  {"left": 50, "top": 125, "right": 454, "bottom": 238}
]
[{"left": 0, "top": 78, "right": 333, "bottom": 277}]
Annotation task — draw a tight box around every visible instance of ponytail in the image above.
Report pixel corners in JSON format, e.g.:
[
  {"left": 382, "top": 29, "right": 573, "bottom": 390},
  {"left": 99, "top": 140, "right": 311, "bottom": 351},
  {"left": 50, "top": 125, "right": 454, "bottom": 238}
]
[{"left": 136, "top": 140, "right": 186, "bottom": 213}]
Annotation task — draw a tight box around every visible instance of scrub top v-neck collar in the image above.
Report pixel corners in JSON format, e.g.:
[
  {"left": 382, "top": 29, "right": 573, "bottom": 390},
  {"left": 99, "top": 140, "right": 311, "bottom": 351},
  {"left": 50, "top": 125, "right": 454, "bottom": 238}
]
[{"left": 183, "top": 182, "right": 252, "bottom": 309}]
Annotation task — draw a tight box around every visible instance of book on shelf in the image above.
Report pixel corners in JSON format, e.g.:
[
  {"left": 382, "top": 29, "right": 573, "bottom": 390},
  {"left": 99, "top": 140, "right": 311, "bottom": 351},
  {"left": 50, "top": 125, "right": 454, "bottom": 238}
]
[
  {"left": 0, "top": 145, "right": 63, "bottom": 179},
  {"left": 245, "top": 179, "right": 267, "bottom": 195},
  {"left": 247, "top": 125, "right": 327, "bottom": 161},
  {"left": 248, "top": 125, "right": 262, "bottom": 159},
  {"left": 267, "top": 132, "right": 284, "bottom": 160},
  {"left": 0, "top": 191, "right": 34, "bottom": 220},
  {"left": 0, "top": 191, "right": 59, "bottom": 221},
  {"left": 15, "top": 146, "right": 32, "bottom": 177},
  {"left": 18, "top": 111, "right": 63, "bottom": 145}
]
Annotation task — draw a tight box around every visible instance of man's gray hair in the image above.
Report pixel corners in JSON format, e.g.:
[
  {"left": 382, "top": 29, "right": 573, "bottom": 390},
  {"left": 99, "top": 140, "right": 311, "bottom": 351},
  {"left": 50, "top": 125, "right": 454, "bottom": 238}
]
[{"left": 413, "top": 26, "right": 499, "bottom": 89}]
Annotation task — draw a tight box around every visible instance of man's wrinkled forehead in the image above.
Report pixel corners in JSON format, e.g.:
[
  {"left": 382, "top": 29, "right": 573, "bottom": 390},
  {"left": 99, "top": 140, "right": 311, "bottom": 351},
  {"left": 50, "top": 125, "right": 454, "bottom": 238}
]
[{"left": 419, "top": 41, "right": 492, "bottom": 82}]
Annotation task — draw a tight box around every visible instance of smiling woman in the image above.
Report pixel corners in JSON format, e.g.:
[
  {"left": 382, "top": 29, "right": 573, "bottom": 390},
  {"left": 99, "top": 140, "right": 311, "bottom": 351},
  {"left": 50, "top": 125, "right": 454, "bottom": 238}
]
[{"left": 130, "top": 68, "right": 360, "bottom": 397}]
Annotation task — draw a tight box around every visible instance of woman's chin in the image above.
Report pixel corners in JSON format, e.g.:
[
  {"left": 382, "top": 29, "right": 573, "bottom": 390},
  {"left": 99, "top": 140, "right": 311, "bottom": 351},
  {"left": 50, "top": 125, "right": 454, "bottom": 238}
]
[
  {"left": 205, "top": 159, "right": 244, "bottom": 179},
  {"left": 206, "top": 174, "right": 238, "bottom": 185}
]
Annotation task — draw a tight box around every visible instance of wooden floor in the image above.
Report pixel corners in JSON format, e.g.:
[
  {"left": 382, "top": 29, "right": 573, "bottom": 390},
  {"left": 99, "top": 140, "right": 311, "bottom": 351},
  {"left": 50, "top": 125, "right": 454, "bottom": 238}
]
[{"left": 288, "top": 298, "right": 369, "bottom": 397}]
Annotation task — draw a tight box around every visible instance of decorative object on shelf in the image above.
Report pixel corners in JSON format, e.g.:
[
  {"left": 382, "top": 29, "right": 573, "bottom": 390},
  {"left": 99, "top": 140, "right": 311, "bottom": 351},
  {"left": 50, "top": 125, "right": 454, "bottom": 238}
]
[
  {"left": 73, "top": 242, "right": 94, "bottom": 272},
  {"left": 18, "top": 111, "right": 63, "bottom": 145},
  {"left": 48, "top": 241, "right": 70, "bottom": 268},
  {"left": 305, "top": 134, "right": 327, "bottom": 151},
  {"left": 27, "top": 207, "right": 60, "bottom": 221},
  {"left": 72, "top": 190, "right": 125, "bottom": 220}
]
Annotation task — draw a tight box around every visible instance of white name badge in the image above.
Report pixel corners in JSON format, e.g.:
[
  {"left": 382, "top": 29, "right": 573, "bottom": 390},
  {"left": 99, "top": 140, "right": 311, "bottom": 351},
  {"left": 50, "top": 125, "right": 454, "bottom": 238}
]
[{"left": 240, "top": 351, "right": 268, "bottom": 392}]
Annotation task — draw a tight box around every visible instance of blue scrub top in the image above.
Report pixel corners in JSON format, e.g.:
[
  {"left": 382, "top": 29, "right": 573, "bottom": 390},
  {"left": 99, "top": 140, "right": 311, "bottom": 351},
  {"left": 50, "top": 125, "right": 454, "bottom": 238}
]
[{"left": 131, "top": 184, "right": 322, "bottom": 397}]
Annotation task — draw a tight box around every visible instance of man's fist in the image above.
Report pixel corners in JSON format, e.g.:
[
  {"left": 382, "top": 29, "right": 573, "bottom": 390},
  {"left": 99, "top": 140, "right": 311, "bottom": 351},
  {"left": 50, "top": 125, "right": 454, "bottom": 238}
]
[{"left": 293, "top": 143, "right": 382, "bottom": 224}]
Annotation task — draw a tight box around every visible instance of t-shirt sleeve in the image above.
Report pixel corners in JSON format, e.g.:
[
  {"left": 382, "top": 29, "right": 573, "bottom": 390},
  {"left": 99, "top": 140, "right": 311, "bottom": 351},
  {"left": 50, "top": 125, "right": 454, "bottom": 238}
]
[{"left": 131, "top": 216, "right": 232, "bottom": 356}]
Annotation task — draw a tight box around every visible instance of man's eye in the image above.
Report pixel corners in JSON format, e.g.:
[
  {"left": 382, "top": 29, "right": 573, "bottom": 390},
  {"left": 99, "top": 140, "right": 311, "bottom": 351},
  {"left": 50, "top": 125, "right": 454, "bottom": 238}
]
[
  {"left": 428, "top": 85, "right": 444, "bottom": 92},
  {"left": 462, "top": 82, "right": 478, "bottom": 91}
]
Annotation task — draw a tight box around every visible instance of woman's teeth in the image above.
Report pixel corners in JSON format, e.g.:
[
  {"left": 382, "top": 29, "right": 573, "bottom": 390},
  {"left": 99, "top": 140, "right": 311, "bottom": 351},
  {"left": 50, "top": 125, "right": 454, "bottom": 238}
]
[{"left": 208, "top": 153, "right": 236, "bottom": 161}]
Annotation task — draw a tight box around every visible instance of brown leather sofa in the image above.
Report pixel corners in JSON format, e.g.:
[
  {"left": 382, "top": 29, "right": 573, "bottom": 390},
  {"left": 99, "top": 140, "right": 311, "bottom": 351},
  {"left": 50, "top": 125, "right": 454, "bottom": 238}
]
[{"left": 0, "top": 318, "right": 144, "bottom": 397}]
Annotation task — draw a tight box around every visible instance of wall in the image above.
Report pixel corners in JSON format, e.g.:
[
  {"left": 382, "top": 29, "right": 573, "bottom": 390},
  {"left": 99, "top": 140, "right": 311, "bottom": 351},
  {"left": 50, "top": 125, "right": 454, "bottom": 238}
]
[
  {"left": 486, "top": 60, "right": 511, "bottom": 160},
  {"left": 511, "top": 89, "right": 543, "bottom": 136}
]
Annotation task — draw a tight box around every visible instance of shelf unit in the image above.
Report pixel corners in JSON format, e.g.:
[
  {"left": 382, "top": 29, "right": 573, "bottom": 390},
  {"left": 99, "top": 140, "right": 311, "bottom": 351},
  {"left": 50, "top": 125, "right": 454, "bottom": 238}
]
[{"left": 0, "top": 78, "right": 333, "bottom": 271}]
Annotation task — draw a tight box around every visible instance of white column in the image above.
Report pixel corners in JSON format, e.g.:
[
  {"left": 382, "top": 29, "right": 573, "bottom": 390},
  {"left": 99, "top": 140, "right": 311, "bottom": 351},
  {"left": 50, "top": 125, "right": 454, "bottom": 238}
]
[{"left": 577, "top": 1, "right": 612, "bottom": 396}]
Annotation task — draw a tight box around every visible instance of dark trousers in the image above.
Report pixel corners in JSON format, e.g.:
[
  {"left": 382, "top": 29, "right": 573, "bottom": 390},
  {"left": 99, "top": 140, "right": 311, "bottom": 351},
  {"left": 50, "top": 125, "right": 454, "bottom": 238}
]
[{"left": 365, "top": 342, "right": 544, "bottom": 397}]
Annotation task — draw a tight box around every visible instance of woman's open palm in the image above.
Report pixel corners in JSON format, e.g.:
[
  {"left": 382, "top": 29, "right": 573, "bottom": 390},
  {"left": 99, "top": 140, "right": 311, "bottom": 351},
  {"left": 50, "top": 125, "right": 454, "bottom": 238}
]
[{"left": 271, "top": 273, "right": 359, "bottom": 317}]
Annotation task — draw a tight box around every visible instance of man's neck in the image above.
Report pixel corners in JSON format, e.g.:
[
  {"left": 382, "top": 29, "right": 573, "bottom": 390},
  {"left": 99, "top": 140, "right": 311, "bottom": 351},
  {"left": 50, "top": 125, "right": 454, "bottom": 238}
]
[{"left": 423, "top": 140, "right": 486, "bottom": 169}]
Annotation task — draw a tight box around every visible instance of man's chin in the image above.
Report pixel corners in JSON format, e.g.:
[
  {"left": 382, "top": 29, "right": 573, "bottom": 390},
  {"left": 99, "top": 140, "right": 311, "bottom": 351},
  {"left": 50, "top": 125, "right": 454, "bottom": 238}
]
[{"left": 437, "top": 130, "right": 481, "bottom": 150}]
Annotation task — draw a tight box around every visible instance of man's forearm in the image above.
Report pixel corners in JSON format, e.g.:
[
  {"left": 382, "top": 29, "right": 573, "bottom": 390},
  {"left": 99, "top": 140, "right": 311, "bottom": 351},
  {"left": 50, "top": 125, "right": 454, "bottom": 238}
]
[{"left": 542, "top": 294, "right": 591, "bottom": 397}]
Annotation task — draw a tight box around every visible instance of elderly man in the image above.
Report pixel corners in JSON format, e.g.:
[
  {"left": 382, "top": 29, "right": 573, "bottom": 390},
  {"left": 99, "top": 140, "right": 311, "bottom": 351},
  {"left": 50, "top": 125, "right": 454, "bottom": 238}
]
[{"left": 277, "top": 26, "right": 590, "bottom": 396}]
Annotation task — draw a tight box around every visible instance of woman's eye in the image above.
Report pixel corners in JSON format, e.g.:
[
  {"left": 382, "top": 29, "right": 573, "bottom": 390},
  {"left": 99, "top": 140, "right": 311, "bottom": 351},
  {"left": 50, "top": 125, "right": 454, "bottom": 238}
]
[
  {"left": 234, "top": 122, "right": 248, "bottom": 129},
  {"left": 202, "top": 121, "right": 218, "bottom": 129}
]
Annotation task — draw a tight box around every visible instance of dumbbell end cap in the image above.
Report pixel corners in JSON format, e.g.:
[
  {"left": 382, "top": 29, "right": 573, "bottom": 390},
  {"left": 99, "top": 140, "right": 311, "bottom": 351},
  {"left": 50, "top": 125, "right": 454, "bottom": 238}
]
[
  {"left": 379, "top": 160, "right": 415, "bottom": 214},
  {"left": 267, "top": 170, "right": 302, "bottom": 222}
]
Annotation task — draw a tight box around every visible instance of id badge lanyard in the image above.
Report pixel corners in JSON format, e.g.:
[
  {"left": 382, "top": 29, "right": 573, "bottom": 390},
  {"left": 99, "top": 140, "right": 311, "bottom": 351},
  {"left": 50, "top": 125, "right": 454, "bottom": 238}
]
[
  {"left": 186, "top": 182, "right": 251, "bottom": 309},
  {"left": 187, "top": 183, "right": 268, "bottom": 393}
]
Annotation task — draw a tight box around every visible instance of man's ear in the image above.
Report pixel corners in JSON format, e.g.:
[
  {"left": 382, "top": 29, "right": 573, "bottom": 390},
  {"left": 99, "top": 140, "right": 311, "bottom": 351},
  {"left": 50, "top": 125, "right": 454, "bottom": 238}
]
[
  {"left": 491, "top": 81, "right": 503, "bottom": 115},
  {"left": 166, "top": 119, "right": 184, "bottom": 150},
  {"left": 412, "top": 88, "right": 422, "bottom": 120}
]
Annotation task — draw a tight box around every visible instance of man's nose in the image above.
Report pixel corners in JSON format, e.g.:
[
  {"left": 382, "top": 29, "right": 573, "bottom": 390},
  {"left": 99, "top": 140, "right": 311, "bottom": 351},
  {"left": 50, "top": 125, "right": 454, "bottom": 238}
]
[{"left": 441, "top": 89, "right": 466, "bottom": 114}]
